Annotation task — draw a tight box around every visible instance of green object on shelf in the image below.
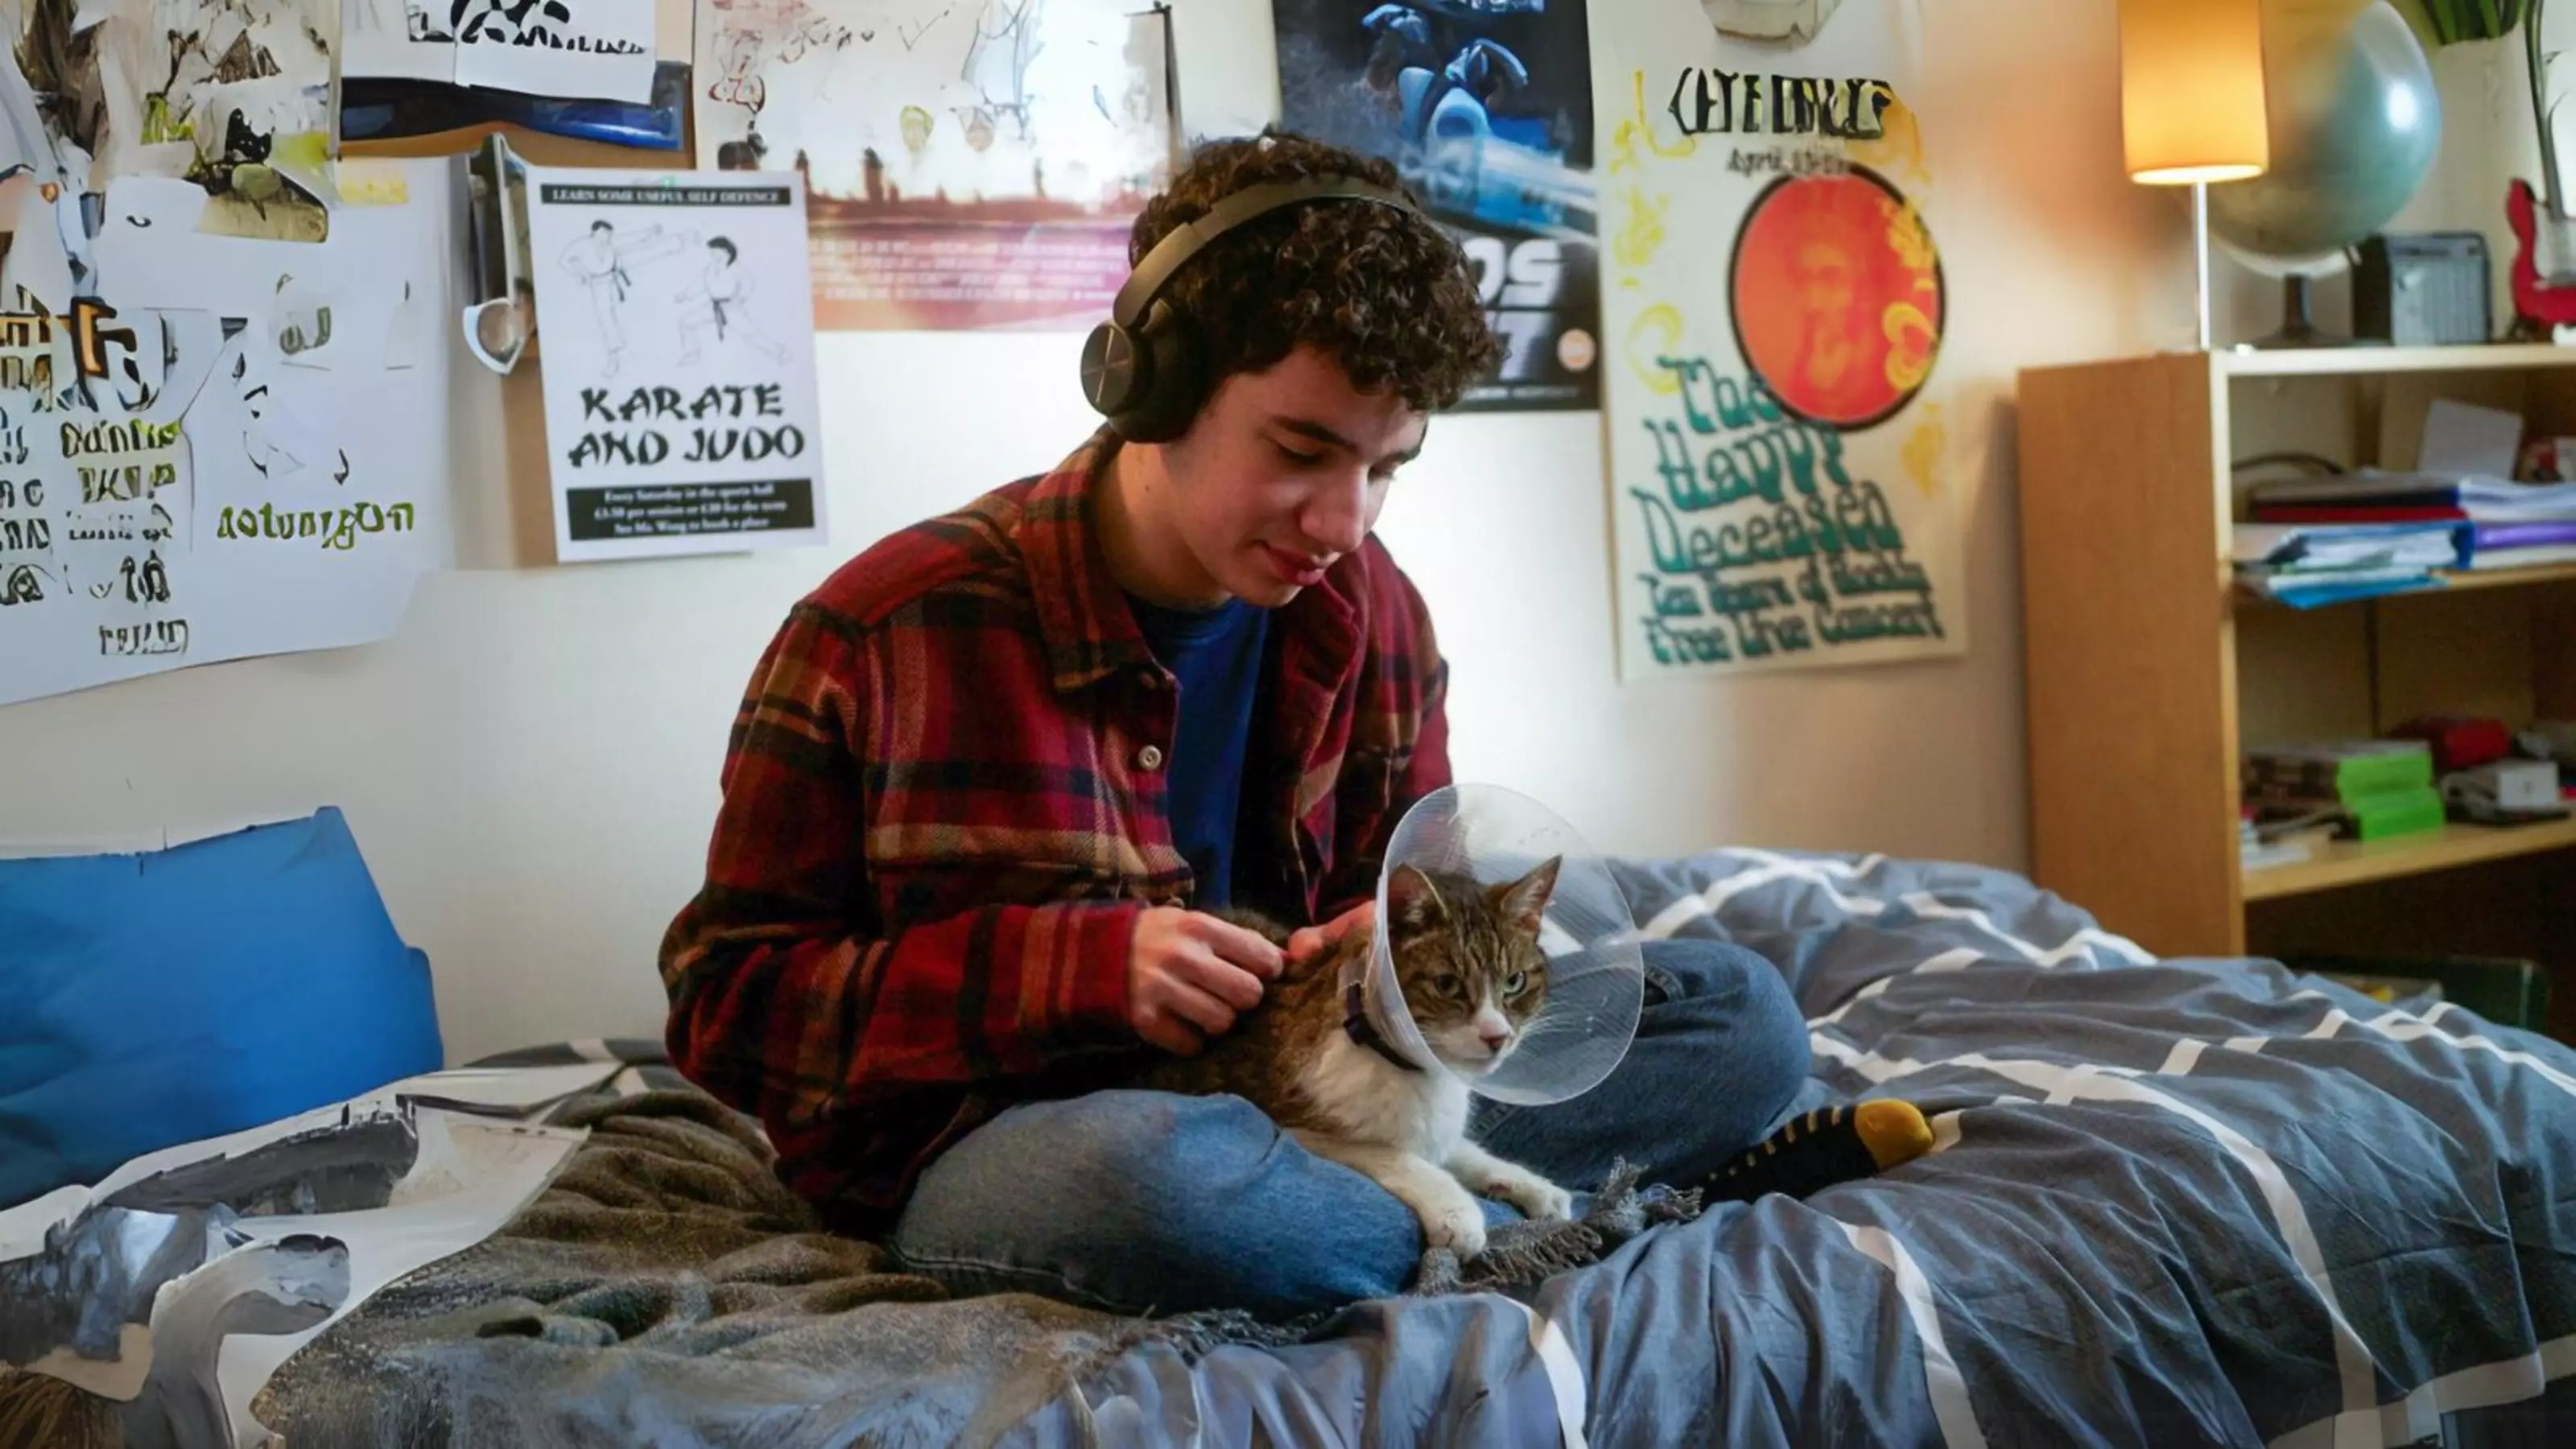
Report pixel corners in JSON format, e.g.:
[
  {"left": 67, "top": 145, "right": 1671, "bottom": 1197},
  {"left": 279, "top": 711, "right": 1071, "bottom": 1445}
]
[
  {"left": 2286, "top": 952, "right": 2550, "bottom": 1031},
  {"left": 2344, "top": 786, "right": 2449, "bottom": 840},
  {"left": 2247, "top": 741, "right": 2435, "bottom": 800}
]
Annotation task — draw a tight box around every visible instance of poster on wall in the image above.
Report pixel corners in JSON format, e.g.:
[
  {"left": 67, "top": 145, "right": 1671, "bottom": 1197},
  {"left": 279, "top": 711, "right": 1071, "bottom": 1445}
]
[
  {"left": 525, "top": 167, "right": 829, "bottom": 564},
  {"left": 694, "top": 0, "right": 1178, "bottom": 332},
  {"left": 349, "top": 1, "right": 658, "bottom": 101},
  {"left": 1273, "top": 0, "right": 1601, "bottom": 411},
  {"left": 1597, "top": 0, "right": 1964, "bottom": 680},
  {"left": 1, "top": 4, "right": 456, "bottom": 712}
]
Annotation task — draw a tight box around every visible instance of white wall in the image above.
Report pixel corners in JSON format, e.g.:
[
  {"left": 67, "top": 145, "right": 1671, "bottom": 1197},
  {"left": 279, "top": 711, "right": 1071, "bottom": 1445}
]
[{"left": 2, "top": 2, "right": 2204, "bottom": 1065}]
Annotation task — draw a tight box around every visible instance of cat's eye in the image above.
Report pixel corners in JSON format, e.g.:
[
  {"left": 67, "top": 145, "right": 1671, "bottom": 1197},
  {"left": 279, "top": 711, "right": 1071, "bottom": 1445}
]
[
  {"left": 1503, "top": 971, "right": 1528, "bottom": 996},
  {"left": 1434, "top": 973, "right": 1463, "bottom": 997}
]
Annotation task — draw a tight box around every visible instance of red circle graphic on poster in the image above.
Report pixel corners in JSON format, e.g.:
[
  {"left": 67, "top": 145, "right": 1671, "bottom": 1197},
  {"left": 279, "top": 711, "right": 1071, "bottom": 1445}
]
[{"left": 1728, "top": 166, "right": 1945, "bottom": 431}]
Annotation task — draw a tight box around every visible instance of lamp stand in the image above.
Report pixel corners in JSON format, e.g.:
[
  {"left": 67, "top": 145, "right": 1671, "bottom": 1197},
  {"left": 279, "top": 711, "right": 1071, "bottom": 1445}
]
[{"left": 2194, "top": 180, "right": 2213, "bottom": 352}]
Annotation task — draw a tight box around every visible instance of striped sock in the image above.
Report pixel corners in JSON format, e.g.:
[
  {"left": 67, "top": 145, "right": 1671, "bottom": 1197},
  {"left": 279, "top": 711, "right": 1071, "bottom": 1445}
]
[{"left": 1703, "top": 1099, "right": 1934, "bottom": 1203}]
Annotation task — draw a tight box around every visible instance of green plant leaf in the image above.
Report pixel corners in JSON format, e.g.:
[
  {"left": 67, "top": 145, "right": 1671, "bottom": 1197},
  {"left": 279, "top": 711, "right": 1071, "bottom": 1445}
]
[{"left": 2419, "top": 0, "right": 2532, "bottom": 43}]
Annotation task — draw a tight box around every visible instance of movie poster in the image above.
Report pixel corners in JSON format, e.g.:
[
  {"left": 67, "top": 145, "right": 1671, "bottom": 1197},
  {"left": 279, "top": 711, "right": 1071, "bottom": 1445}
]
[
  {"left": 1599, "top": 0, "right": 1965, "bottom": 680},
  {"left": 1274, "top": 0, "right": 1601, "bottom": 411},
  {"left": 695, "top": 0, "right": 1177, "bottom": 332}
]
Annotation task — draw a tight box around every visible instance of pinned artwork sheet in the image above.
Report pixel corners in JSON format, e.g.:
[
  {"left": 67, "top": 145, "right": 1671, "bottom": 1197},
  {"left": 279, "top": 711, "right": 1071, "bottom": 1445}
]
[
  {"left": 452, "top": 1, "right": 658, "bottom": 105},
  {"left": 693, "top": 0, "right": 1178, "bottom": 331},
  {"left": 2, "top": 161, "right": 459, "bottom": 710},
  {"left": 525, "top": 167, "right": 829, "bottom": 563}
]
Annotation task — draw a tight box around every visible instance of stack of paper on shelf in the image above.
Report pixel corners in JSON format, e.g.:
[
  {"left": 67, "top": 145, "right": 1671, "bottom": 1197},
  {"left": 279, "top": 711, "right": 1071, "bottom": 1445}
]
[
  {"left": 2231, "top": 518, "right": 2462, "bottom": 605},
  {"left": 2249, "top": 471, "right": 2576, "bottom": 576}
]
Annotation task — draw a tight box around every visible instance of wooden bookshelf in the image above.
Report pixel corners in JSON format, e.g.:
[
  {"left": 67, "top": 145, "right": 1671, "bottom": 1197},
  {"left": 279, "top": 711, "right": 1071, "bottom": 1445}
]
[
  {"left": 2233, "top": 560, "right": 2576, "bottom": 606},
  {"left": 2018, "top": 346, "right": 2576, "bottom": 982},
  {"left": 2438, "top": 560, "right": 2576, "bottom": 594},
  {"left": 2243, "top": 817, "right": 2576, "bottom": 901},
  {"left": 2222, "top": 342, "right": 2576, "bottom": 378}
]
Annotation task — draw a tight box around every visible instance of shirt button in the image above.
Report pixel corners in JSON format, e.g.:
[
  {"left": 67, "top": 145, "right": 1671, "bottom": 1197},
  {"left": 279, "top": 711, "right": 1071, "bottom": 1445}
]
[{"left": 1137, "top": 745, "right": 1166, "bottom": 771}]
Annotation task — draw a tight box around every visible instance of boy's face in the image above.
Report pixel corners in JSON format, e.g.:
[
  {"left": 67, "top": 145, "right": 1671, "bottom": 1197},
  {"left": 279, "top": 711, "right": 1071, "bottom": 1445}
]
[{"left": 1154, "top": 345, "right": 1427, "bottom": 609}]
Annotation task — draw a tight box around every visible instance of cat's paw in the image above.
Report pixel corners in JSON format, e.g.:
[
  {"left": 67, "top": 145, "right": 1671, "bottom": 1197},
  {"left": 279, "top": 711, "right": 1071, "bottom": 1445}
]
[
  {"left": 1418, "top": 1185, "right": 1488, "bottom": 1260},
  {"left": 1501, "top": 1173, "right": 1575, "bottom": 1223}
]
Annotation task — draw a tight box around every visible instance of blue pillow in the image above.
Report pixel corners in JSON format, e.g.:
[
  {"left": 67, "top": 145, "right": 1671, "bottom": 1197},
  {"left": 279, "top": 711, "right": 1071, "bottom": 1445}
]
[{"left": 0, "top": 807, "right": 444, "bottom": 1208}]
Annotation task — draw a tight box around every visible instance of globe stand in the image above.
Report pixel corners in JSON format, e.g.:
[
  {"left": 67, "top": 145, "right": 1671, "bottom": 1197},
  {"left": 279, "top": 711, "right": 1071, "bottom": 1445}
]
[{"left": 2248, "top": 275, "right": 2382, "bottom": 350}]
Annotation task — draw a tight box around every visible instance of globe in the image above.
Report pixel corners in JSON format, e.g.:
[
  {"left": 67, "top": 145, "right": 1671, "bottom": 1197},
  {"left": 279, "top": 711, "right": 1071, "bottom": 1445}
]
[{"left": 2207, "top": 0, "right": 2442, "bottom": 272}]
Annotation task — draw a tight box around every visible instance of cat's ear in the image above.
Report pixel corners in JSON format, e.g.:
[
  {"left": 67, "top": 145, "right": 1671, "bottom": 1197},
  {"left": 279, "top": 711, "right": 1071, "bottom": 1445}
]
[
  {"left": 1388, "top": 864, "right": 1447, "bottom": 933},
  {"left": 1492, "top": 856, "right": 1563, "bottom": 936}
]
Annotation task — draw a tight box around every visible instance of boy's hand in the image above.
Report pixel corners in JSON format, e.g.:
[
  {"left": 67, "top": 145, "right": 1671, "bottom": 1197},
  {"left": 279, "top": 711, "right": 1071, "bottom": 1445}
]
[
  {"left": 1128, "top": 908, "right": 1284, "bottom": 1056},
  {"left": 1288, "top": 899, "right": 1375, "bottom": 967}
]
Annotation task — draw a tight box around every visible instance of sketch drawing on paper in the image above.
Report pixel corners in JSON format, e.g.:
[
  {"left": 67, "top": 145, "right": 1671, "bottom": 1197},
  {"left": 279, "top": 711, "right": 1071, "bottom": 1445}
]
[
  {"left": 676, "top": 237, "right": 789, "bottom": 365},
  {"left": 402, "top": 1, "right": 457, "bottom": 41},
  {"left": 556, "top": 220, "right": 687, "bottom": 378}
]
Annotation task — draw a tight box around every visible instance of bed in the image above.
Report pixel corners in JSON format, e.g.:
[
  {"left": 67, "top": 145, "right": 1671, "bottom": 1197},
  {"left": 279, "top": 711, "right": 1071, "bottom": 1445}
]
[{"left": 8, "top": 848, "right": 2574, "bottom": 1447}]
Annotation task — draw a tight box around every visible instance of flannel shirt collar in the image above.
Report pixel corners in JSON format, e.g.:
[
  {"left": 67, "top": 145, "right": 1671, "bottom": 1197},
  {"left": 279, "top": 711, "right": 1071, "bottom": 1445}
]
[
  {"left": 1022, "top": 428, "right": 1157, "bottom": 693},
  {"left": 1021, "top": 427, "right": 1361, "bottom": 696}
]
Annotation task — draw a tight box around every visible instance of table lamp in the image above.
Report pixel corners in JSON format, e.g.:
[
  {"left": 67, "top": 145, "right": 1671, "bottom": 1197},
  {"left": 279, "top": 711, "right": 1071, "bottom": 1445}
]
[{"left": 2120, "top": 0, "right": 2272, "bottom": 349}]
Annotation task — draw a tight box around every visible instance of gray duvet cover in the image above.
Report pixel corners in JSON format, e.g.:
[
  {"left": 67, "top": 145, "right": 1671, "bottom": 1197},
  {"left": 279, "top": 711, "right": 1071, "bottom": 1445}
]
[
  {"left": 1016, "top": 849, "right": 2576, "bottom": 1447},
  {"left": 60, "top": 848, "right": 2574, "bottom": 1447}
]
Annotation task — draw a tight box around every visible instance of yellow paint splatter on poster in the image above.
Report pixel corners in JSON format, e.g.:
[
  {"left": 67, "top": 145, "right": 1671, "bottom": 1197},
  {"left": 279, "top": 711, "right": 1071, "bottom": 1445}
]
[{"left": 1903, "top": 402, "right": 1946, "bottom": 499}]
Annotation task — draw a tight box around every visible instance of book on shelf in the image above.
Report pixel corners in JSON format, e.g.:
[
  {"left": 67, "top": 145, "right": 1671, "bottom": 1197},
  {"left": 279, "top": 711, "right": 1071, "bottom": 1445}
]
[
  {"left": 2461, "top": 542, "right": 2576, "bottom": 572},
  {"left": 2244, "top": 741, "right": 2435, "bottom": 799},
  {"left": 2248, "top": 471, "right": 2576, "bottom": 516},
  {"left": 2247, "top": 784, "right": 2448, "bottom": 842}
]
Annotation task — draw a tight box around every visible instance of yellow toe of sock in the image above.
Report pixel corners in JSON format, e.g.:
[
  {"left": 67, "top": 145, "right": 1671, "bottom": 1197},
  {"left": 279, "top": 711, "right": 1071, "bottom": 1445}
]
[{"left": 1853, "top": 1100, "right": 1934, "bottom": 1170}]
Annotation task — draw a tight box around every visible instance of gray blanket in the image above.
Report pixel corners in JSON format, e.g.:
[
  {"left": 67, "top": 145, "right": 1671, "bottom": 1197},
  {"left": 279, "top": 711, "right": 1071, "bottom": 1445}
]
[{"left": 248, "top": 1060, "right": 1684, "bottom": 1447}]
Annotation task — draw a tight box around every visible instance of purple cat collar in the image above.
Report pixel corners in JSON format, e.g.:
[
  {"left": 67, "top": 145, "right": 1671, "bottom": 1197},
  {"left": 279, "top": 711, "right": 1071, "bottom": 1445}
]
[{"left": 1343, "top": 980, "right": 1423, "bottom": 1072}]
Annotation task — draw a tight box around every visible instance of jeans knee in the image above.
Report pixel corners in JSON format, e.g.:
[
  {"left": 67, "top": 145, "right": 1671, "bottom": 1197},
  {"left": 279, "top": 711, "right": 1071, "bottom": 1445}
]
[
  {"left": 1033, "top": 1090, "right": 1281, "bottom": 1229},
  {"left": 892, "top": 1090, "right": 1411, "bottom": 1317},
  {"left": 1642, "top": 939, "right": 1810, "bottom": 1100}
]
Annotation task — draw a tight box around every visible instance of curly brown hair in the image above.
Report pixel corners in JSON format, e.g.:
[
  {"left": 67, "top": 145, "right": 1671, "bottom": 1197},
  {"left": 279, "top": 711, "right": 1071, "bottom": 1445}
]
[{"left": 1129, "top": 130, "right": 1501, "bottom": 414}]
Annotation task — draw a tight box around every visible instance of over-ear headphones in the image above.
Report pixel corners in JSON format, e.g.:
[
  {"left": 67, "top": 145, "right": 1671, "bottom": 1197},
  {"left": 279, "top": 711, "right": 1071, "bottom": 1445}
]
[{"left": 1080, "top": 174, "right": 1424, "bottom": 444}]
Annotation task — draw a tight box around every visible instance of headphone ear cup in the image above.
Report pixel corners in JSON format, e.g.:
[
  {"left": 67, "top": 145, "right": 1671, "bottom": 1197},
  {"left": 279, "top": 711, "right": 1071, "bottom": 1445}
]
[
  {"left": 1080, "top": 320, "right": 1141, "bottom": 423},
  {"left": 1113, "top": 299, "right": 1205, "bottom": 444}
]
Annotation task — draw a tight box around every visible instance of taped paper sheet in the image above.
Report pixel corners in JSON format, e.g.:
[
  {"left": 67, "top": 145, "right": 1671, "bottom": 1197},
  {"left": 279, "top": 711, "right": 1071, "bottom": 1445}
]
[
  {"left": 526, "top": 166, "right": 829, "bottom": 562},
  {"left": 2, "top": 163, "right": 458, "bottom": 708},
  {"left": 452, "top": 0, "right": 658, "bottom": 104}
]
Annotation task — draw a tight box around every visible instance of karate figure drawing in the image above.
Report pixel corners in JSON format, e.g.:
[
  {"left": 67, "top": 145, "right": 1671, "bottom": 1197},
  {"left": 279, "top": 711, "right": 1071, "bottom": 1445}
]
[
  {"left": 675, "top": 237, "right": 790, "bottom": 366},
  {"left": 559, "top": 220, "right": 689, "bottom": 378}
]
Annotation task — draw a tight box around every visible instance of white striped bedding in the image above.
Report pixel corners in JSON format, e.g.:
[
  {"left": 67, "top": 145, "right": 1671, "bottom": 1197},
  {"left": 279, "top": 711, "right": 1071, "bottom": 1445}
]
[{"left": 1030, "top": 849, "right": 2576, "bottom": 1447}]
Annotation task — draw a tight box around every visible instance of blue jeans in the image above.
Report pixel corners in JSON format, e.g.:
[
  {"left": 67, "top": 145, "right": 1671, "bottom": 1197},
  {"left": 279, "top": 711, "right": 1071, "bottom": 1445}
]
[{"left": 888, "top": 939, "right": 1818, "bottom": 1318}]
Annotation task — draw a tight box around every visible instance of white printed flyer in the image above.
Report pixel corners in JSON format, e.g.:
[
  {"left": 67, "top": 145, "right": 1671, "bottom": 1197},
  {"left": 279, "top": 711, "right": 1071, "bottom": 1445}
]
[{"left": 525, "top": 167, "right": 829, "bottom": 564}]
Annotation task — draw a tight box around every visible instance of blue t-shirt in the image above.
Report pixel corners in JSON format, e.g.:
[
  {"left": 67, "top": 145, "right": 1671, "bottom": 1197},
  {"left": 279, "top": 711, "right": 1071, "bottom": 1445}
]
[{"left": 1128, "top": 595, "right": 1269, "bottom": 908}]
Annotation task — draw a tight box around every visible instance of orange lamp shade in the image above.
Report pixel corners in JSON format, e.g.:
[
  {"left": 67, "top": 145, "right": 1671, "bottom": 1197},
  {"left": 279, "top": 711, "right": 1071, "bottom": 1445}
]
[{"left": 2120, "top": 0, "right": 2271, "bottom": 184}]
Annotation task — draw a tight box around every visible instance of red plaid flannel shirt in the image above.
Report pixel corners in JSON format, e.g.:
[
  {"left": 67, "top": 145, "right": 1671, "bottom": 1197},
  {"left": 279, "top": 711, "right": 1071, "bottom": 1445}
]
[{"left": 658, "top": 429, "right": 1451, "bottom": 1234}]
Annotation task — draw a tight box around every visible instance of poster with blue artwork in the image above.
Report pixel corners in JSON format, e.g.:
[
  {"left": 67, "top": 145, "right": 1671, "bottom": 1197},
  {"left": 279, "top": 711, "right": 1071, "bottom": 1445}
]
[{"left": 1272, "top": 0, "right": 1601, "bottom": 412}]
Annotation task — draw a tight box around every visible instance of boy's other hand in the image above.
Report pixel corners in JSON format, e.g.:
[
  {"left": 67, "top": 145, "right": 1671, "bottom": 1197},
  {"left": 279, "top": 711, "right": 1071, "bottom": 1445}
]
[
  {"left": 1287, "top": 899, "right": 1374, "bottom": 967},
  {"left": 1128, "top": 908, "right": 1284, "bottom": 1056}
]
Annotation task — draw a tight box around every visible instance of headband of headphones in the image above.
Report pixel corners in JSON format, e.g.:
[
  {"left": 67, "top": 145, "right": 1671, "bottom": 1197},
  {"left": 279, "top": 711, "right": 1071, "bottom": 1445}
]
[{"left": 1106, "top": 173, "right": 1423, "bottom": 330}]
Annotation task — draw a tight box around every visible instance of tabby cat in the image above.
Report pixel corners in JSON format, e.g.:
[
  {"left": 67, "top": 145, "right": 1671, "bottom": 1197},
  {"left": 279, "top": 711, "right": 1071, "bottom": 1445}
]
[{"left": 1136, "top": 857, "right": 1573, "bottom": 1260}]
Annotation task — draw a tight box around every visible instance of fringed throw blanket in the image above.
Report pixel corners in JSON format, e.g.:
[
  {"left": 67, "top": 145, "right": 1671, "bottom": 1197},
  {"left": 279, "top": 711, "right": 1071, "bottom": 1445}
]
[{"left": 247, "top": 1067, "right": 1688, "bottom": 1448}]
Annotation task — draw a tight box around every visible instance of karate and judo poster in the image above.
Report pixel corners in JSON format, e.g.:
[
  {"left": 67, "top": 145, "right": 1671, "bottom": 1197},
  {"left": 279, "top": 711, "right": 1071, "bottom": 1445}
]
[
  {"left": 1, "top": 2, "right": 456, "bottom": 709},
  {"left": 526, "top": 168, "right": 829, "bottom": 563},
  {"left": 695, "top": 0, "right": 1178, "bottom": 332},
  {"left": 1599, "top": 0, "right": 1964, "bottom": 680},
  {"left": 1273, "top": 0, "right": 1601, "bottom": 412}
]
